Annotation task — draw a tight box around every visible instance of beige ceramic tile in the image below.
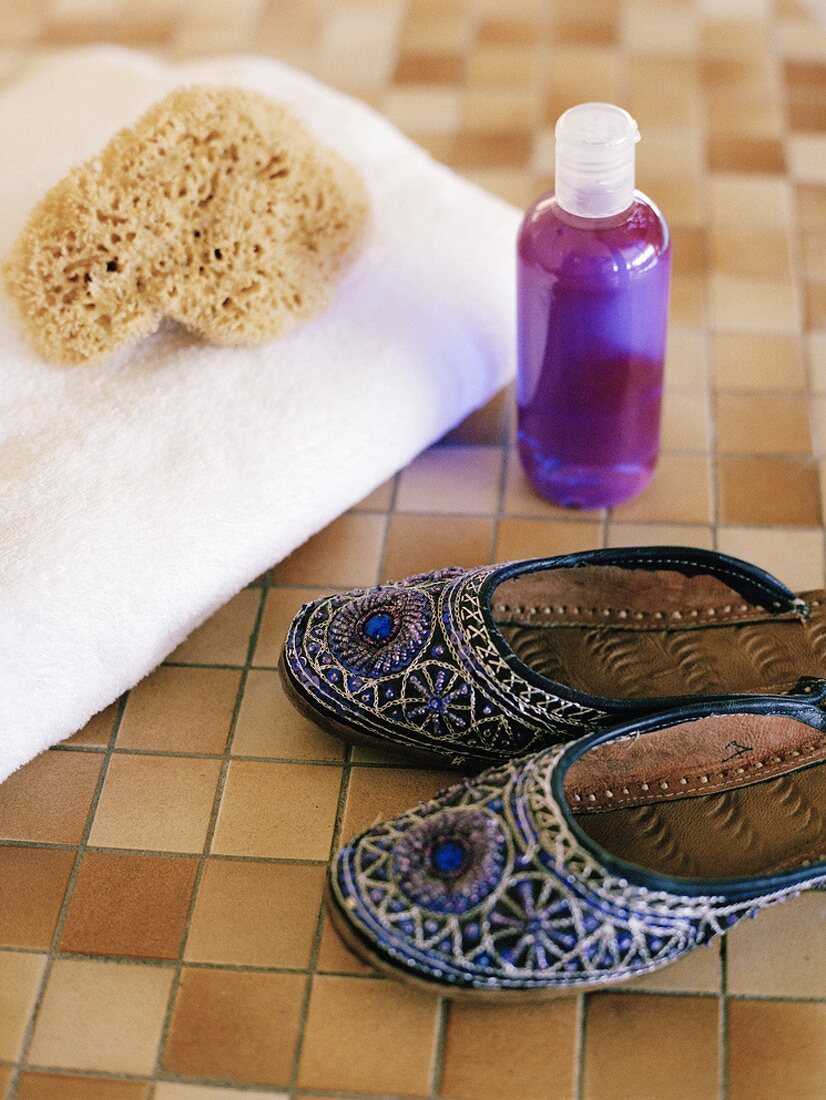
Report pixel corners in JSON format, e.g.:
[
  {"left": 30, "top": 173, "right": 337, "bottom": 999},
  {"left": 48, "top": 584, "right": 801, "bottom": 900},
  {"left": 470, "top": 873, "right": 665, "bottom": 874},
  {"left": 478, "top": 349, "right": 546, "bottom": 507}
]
[
  {"left": 396, "top": 445, "right": 503, "bottom": 515},
  {"left": 0, "top": 752, "right": 102, "bottom": 844},
  {"left": 342, "top": 766, "right": 457, "bottom": 840},
  {"left": 582, "top": 993, "right": 719, "bottom": 1100},
  {"left": 607, "top": 522, "right": 714, "bottom": 549},
  {"left": 384, "top": 85, "right": 463, "bottom": 133},
  {"left": 712, "top": 332, "right": 807, "bottom": 391},
  {"left": 297, "top": 975, "right": 439, "bottom": 1095},
  {"left": 154, "top": 1086, "right": 285, "bottom": 1100},
  {"left": 272, "top": 512, "right": 386, "bottom": 589},
  {"left": 716, "top": 526, "right": 824, "bottom": 590},
  {"left": 440, "top": 998, "right": 579, "bottom": 1100},
  {"left": 118, "top": 666, "right": 241, "bottom": 754},
  {"left": 169, "top": 589, "right": 261, "bottom": 665},
  {"left": 494, "top": 518, "right": 603, "bottom": 561},
  {"left": 715, "top": 393, "right": 812, "bottom": 455},
  {"left": 254, "top": 586, "right": 323, "bottom": 667},
  {"left": 717, "top": 457, "right": 822, "bottom": 527},
  {"left": 28, "top": 958, "right": 172, "bottom": 1074},
  {"left": 382, "top": 514, "right": 494, "bottom": 579},
  {"left": 788, "top": 133, "right": 826, "bottom": 184},
  {"left": 316, "top": 910, "right": 373, "bottom": 976},
  {"left": 212, "top": 761, "right": 341, "bottom": 860},
  {"left": 90, "top": 755, "right": 221, "bottom": 852},
  {"left": 708, "top": 274, "right": 800, "bottom": 333},
  {"left": 163, "top": 968, "right": 305, "bottom": 1086},
  {"left": 0, "top": 952, "right": 46, "bottom": 1062},
  {"left": 660, "top": 389, "right": 710, "bottom": 451},
  {"left": 0, "top": 846, "right": 75, "bottom": 950},
  {"left": 185, "top": 858, "right": 325, "bottom": 968},
  {"left": 17, "top": 1075, "right": 149, "bottom": 1099},
  {"left": 612, "top": 454, "right": 712, "bottom": 524},
  {"left": 728, "top": 1000, "right": 826, "bottom": 1100},
  {"left": 707, "top": 173, "right": 792, "bottom": 226},
  {"left": 726, "top": 892, "right": 826, "bottom": 997},
  {"left": 232, "top": 669, "right": 343, "bottom": 760}
]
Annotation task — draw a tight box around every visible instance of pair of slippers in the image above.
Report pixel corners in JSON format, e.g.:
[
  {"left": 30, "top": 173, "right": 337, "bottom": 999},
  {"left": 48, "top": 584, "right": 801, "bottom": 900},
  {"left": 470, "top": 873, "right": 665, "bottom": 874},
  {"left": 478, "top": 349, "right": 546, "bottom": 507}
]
[{"left": 280, "top": 546, "right": 825, "bottom": 998}]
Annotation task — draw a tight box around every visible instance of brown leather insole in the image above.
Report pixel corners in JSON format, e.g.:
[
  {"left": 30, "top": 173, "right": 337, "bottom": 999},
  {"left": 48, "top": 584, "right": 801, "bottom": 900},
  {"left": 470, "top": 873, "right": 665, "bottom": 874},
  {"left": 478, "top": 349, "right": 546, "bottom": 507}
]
[
  {"left": 565, "top": 713, "right": 826, "bottom": 879},
  {"left": 494, "top": 567, "right": 825, "bottom": 700}
]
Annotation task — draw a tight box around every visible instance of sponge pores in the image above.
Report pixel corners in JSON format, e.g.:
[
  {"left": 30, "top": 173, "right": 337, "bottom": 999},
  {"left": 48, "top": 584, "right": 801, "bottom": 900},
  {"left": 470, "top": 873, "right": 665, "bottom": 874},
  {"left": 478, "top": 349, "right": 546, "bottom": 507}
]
[{"left": 2, "top": 86, "right": 369, "bottom": 365}]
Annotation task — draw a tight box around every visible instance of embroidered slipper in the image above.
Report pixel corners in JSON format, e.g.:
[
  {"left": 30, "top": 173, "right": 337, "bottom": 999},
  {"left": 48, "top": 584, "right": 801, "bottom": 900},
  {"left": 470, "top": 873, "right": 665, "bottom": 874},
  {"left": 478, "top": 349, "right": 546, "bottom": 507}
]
[
  {"left": 326, "top": 696, "right": 826, "bottom": 998},
  {"left": 280, "top": 547, "right": 825, "bottom": 768}
]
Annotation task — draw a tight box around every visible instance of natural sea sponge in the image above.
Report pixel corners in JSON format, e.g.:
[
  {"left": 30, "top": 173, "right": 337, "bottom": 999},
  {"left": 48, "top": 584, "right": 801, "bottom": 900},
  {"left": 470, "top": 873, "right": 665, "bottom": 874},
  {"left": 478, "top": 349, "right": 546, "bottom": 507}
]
[{"left": 2, "top": 86, "right": 369, "bottom": 365}]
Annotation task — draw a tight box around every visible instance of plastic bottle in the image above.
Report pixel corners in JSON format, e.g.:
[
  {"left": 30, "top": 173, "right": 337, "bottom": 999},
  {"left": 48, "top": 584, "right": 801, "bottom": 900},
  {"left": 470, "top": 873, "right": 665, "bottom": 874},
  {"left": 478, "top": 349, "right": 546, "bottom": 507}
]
[{"left": 516, "top": 103, "right": 671, "bottom": 509}]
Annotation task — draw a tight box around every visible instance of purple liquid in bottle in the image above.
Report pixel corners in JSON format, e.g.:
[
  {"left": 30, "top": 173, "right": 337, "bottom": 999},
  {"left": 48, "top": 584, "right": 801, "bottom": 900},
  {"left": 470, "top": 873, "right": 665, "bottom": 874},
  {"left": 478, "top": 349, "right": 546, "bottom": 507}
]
[{"left": 517, "top": 106, "right": 671, "bottom": 510}]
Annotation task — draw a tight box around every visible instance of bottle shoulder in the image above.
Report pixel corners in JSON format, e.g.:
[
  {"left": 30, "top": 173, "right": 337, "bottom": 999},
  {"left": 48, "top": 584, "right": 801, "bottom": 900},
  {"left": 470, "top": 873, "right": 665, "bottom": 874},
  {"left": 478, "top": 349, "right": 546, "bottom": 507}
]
[{"left": 518, "top": 192, "right": 670, "bottom": 280}]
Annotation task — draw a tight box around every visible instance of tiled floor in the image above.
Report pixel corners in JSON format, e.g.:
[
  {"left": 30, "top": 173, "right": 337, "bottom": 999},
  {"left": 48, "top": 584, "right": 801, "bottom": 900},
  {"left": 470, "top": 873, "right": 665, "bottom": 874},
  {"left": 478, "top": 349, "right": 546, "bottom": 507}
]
[{"left": 1, "top": 0, "right": 826, "bottom": 1097}]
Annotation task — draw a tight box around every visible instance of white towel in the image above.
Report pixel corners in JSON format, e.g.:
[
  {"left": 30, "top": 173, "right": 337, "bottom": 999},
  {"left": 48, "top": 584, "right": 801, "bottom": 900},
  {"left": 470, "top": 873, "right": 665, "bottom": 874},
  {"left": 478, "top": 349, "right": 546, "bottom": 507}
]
[{"left": 0, "top": 48, "right": 519, "bottom": 782}]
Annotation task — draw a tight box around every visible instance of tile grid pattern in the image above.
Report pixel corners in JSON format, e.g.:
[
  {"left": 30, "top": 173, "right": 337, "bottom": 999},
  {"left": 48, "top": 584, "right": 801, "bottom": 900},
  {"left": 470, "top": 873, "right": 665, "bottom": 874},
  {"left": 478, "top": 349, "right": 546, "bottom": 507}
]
[{"left": 0, "top": 1, "right": 825, "bottom": 1098}]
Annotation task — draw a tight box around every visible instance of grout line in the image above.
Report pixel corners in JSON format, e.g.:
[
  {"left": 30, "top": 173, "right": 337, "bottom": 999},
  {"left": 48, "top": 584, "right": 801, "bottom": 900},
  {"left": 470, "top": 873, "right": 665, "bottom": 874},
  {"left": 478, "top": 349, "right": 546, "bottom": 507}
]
[
  {"left": 287, "top": 481, "right": 397, "bottom": 1099},
  {"left": 574, "top": 993, "right": 588, "bottom": 1100},
  {"left": 719, "top": 937, "right": 729, "bottom": 1100},
  {"left": 8, "top": 693, "right": 129, "bottom": 1100},
  {"left": 428, "top": 997, "right": 448, "bottom": 1100},
  {"left": 148, "top": 577, "right": 271, "bottom": 1097}
]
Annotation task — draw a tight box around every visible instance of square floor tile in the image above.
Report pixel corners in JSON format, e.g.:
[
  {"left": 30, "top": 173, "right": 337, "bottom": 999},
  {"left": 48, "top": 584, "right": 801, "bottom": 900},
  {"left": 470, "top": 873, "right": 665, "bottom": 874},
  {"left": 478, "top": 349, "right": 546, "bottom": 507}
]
[
  {"left": 708, "top": 274, "right": 799, "bottom": 332},
  {"left": 0, "top": 752, "right": 102, "bottom": 844},
  {"left": 607, "top": 522, "right": 713, "bottom": 549},
  {"left": 58, "top": 851, "right": 197, "bottom": 959},
  {"left": 707, "top": 226, "right": 792, "bottom": 276},
  {"left": 272, "top": 513, "right": 386, "bottom": 589},
  {"left": 726, "top": 891, "right": 826, "bottom": 997},
  {"left": 342, "top": 766, "right": 457, "bottom": 840},
  {"left": 17, "top": 1074, "right": 149, "bottom": 1100},
  {"left": 0, "top": 952, "right": 46, "bottom": 1062},
  {"left": 297, "top": 975, "right": 439, "bottom": 1095},
  {"left": 582, "top": 993, "right": 719, "bottom": 1100},
  {"left": 494, "top": 518, "right": 603, "bottom": 560},
  {"left": 118, "top": 667, "right": 241, "bottom": 754},
  {"left": 232, "top": 670, "right": 343, "bottom": 761},
  {"left": 28, "top": 958, "right": 172, "bottom": 1074},
  {"left": 212, "top": 761, "right": 341, "bottom": 860},
  {"left": 716, "top": 526, "right": 825, "bottom": 590},
  {"left": 396, "top": 445, "right": 503, "bottom": 515},
  {"left": 708, "top": 173, "right": 792, "bottom": 226},
  {"left": 440, "top": 998, "right": 579, "bottom": 1100},
  {"left": 660, "top": 389, "right": 710, "bottom": 452},
  {"left": 163, "top": 968, "right": 305, "bottom": 1086},
  {"left": 90, "top": 755, "right": 221, "bottom": 853},
  {"left": 382, "top": 514, "right": 494, "bottom": 579},
  {"left": 154, "top": 1085, "right": 283, "bottom": 1100},
  {"left": 66, "top": 703, "right": 118, "bottom": 747},
  {"left": 0, "top": 846, "right": 74, "bottom": 949},
  {"left": 254, "top": 586, "right": 323, "bottom": 666},
  {"left": 715, "top": 393, "right": 812, "bottom": 455},
  {"left": 612, "top": 454, "right": 712, "bottom": 524},
  {"left": 712, "top": 332, "right": 807, "bottom": 391},
  {"left": 717, "top": 457, "right": 821, "bottom": 526},
  {"left": 728, "top": 1000, "right": 826, "bottom": 1100},
  {"left": 169, "top": 589, "right": 261, "bottom": 665},
  {"left": 185, "top": 859, "right": 324, "bottom": 968}
]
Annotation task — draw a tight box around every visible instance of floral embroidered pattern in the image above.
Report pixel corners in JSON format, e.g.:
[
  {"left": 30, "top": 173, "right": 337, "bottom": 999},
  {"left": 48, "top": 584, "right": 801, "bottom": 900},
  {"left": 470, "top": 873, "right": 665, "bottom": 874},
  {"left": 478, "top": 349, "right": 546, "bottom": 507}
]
[
  {"left": 284, "top": 565, "right": 608, "bottom": 765},
  {"left": 330, "top": 743, "right": 826, "bottom": 992}
]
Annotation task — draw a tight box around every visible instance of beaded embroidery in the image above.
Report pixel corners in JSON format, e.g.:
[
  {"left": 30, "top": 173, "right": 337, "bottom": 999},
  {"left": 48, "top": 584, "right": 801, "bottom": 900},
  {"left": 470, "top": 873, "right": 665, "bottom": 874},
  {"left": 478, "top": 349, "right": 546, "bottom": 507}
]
[
  {"left": 331, "top": 746, "right": 826, "bottom": 991},
  {"left": 285, "top": 564, "right": 608, "bottom": 764}
]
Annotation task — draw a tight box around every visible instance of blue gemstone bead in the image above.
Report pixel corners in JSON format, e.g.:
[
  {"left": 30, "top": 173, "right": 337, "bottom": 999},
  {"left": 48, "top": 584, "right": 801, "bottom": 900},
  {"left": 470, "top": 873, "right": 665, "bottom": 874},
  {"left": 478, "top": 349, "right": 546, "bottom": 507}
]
[
  {"left": 431, "top": 839, "right": 467, "bottom": 876},
  {"left": 363, "top": 611, "right": 395, "bottom": 642}
]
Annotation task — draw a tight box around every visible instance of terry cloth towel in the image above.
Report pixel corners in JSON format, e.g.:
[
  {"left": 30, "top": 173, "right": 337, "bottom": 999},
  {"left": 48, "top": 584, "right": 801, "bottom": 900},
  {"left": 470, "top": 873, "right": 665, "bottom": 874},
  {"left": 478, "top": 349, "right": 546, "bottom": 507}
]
[{"left": 0, "top": 48, "right": 520, "bottom": 783}]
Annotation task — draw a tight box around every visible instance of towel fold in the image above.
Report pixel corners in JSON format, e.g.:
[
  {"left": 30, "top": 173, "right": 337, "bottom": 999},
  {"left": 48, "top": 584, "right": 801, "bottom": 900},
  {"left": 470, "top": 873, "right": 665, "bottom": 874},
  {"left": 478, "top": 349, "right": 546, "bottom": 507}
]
[{"left": 0, "top": 48, "right": 519, "bottom": 783}]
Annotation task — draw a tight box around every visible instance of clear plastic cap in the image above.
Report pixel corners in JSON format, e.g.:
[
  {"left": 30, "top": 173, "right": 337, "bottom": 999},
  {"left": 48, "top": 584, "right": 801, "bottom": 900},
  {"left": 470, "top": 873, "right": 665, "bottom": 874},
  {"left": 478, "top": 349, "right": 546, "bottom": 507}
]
[{"left": 554, "top": 103, "right": 640, "bottom": 219}]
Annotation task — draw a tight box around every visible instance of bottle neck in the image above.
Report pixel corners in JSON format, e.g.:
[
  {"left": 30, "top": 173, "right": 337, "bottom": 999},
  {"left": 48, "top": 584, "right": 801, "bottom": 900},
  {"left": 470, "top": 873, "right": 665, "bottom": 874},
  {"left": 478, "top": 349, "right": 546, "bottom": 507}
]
[{"left": 551, "top": 195, "right": 638, "bottom": 231}]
